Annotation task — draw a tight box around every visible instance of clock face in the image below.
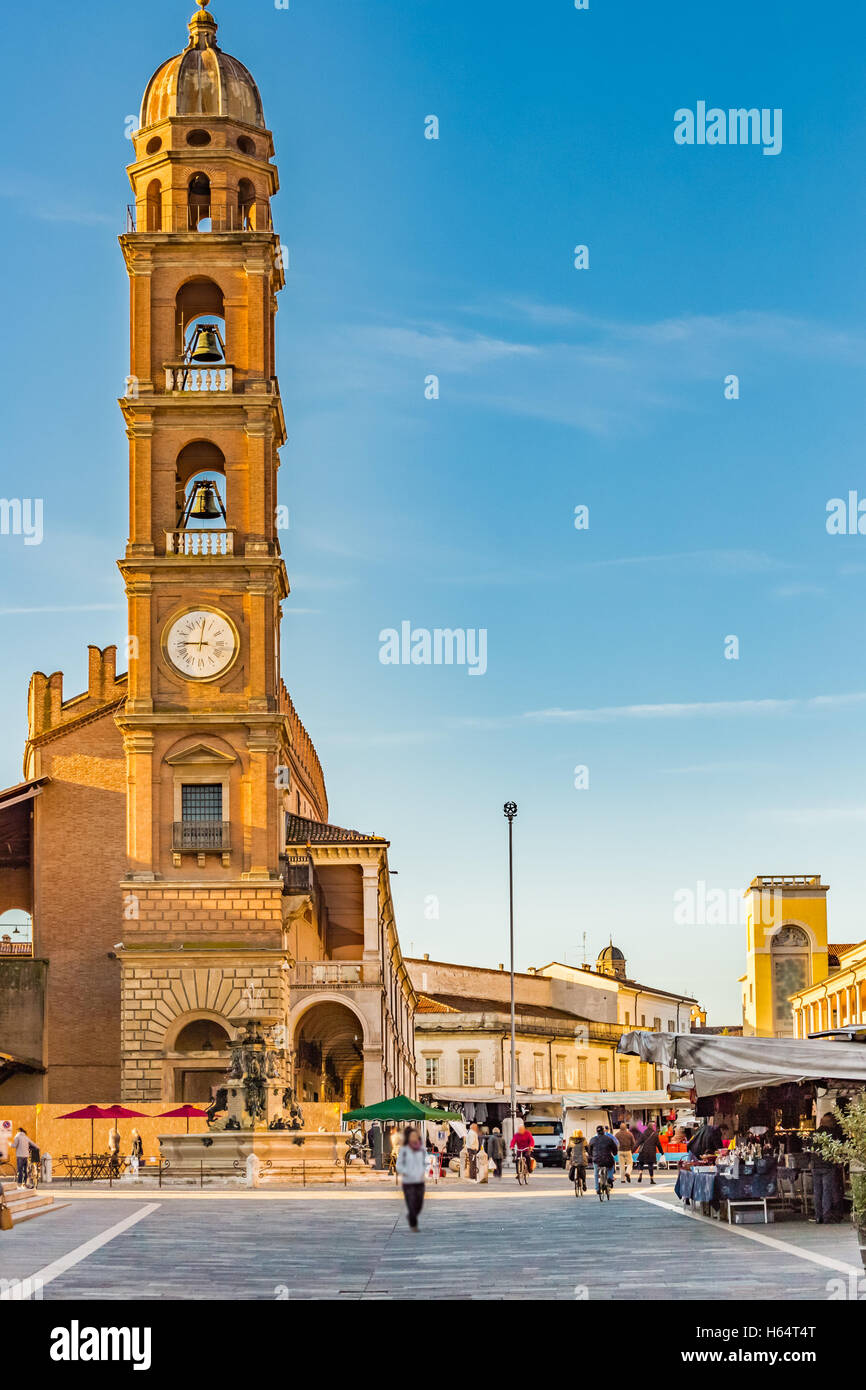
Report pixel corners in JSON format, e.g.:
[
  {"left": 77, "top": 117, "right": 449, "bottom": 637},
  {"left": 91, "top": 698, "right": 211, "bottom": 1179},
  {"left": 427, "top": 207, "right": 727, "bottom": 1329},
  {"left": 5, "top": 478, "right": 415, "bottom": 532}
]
[{"left": 163, "top": 608, "right": 239, "bottom": 681}]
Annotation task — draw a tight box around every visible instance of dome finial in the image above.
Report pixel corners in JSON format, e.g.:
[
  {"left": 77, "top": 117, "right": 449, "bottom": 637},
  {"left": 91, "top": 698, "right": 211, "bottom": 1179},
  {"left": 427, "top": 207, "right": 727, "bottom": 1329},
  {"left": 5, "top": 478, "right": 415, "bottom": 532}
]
[{"left": 188, "top": 0, "right": 218, "bottom": 47}]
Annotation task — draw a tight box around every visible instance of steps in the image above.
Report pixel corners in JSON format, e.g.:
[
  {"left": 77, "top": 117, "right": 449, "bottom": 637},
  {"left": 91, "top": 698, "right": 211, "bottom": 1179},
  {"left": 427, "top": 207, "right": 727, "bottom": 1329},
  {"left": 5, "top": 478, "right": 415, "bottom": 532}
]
[{"left": 1, "top": 1179, "right": 65, "bottom": 1227}]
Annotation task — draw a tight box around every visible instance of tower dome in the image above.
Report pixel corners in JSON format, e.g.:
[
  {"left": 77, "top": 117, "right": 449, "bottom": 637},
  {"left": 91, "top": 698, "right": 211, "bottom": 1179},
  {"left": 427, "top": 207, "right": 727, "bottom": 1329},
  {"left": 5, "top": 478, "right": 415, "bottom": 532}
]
[
  {"left": 140, "top": 1, "right": 265, "bottom": 131},
  {"left": 596, "top": 943, "right": 626, "bottom": 980}
]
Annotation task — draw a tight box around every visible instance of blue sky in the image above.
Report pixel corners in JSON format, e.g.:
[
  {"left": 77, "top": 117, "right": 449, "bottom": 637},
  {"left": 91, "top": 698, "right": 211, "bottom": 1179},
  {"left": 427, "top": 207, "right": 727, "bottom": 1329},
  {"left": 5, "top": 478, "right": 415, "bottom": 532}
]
[{"left": 2, "top": 0, "right": 866, "bottom": 1020}]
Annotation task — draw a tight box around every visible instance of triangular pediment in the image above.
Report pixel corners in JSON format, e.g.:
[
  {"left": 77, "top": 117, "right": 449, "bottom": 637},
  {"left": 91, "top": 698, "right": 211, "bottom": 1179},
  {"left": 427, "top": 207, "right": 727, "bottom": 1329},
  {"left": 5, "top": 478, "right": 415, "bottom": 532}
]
[{"left": 164, "top": 742, "right": 238, "bottom": 768}]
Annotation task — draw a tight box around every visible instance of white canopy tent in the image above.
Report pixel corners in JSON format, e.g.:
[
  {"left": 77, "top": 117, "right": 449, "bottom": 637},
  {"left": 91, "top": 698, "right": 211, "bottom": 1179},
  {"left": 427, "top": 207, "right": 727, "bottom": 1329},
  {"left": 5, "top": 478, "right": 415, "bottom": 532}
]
[{"left": 618, "top": 1030, "right": 866, "bottom": 1098}]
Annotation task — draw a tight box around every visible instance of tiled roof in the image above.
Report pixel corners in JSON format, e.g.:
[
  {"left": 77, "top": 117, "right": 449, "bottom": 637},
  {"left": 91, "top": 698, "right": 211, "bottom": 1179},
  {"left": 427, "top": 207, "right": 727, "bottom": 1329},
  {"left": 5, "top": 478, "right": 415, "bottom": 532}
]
[
  {"left": 422, "top": 992, "right": 582, "bottom": 1022},
  {"left": 829, "top": 942, "right": 862, "bottom": 959},
  {"left": 415, "top": 994, "right": 460, "bottom": 1015},
  {"left": 284, "top": 813, "right": 387, "bottom": 845}
]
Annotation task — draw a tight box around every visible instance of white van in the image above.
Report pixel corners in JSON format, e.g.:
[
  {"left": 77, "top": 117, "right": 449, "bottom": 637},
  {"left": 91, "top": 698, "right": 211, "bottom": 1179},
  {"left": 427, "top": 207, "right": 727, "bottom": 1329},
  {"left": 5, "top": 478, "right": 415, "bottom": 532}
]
[{"left": 524, "top": 1114, "right": 567, "bottom": 1168}]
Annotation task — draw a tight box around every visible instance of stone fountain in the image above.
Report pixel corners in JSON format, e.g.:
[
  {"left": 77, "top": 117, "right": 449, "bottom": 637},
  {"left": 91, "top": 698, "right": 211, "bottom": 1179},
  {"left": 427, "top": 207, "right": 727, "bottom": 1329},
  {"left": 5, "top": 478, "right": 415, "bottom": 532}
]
[{"left": 158, "top": 1018, "right": 377, "bottom": 1184}]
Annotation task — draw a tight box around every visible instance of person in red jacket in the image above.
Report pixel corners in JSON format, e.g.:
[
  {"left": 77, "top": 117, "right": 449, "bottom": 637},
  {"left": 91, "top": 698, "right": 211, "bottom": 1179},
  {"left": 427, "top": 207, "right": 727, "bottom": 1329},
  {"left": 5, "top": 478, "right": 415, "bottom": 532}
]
[{"left": 510, "top": 1119, "right": 535, "bottom": 1178}]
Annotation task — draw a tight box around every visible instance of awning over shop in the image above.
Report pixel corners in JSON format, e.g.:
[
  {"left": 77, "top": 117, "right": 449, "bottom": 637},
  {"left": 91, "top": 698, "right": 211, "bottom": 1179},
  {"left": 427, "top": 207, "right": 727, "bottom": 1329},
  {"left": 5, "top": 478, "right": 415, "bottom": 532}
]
[
  {"left": 342, "top": 1095, "right": 462, "bottom": 1123},
  {"left": 420, "top": 1089, "right": 561, "bottom": 1106},
  {"left": 617, "top": 1030, "right": 866, "bottom": 1097},
  {"left": 561, "top": 1090, "right": 678, "bottom": 1109}
]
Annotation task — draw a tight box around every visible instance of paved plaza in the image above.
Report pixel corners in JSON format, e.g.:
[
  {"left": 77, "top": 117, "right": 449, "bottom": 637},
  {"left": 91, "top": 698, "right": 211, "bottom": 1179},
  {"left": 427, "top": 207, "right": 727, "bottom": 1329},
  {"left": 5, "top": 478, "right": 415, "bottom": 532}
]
[{"left": 1, "top": 1173, "right": 861, "bottom": 1301}]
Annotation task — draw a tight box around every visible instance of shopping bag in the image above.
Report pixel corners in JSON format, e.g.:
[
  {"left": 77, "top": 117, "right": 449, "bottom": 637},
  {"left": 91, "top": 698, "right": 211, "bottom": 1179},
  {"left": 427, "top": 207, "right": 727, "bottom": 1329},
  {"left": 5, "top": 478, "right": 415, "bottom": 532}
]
[{"left": 0, "top": 1202, "right": 13, "bottom": 1232}]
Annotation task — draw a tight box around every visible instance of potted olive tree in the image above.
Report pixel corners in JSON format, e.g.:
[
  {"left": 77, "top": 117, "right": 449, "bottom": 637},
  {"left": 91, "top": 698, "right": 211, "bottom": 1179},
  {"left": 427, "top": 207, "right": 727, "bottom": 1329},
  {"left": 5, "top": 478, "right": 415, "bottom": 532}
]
[{"left": 811, "top": 1093, "right": 866, "bottom": 1268}]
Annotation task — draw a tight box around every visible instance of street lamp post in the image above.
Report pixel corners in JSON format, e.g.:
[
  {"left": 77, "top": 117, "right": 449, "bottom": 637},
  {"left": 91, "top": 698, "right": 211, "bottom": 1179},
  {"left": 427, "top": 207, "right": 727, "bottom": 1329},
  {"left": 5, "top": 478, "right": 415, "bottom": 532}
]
[{"left": 503, "top": 801, "right": 518, "bottom": 1137}]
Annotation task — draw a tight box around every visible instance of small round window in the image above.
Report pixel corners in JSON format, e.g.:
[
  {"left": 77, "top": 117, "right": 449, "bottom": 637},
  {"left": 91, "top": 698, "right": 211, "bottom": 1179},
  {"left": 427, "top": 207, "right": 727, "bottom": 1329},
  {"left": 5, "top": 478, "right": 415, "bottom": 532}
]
[
  {"left": 237, "top": 136, "right": 256, "bottom": 156},
  {"left": 146, "top": 136, "right": 162, "bottom": 155},
  {"left": 187, "top": 129, "right": 212, "bottom": 147}
]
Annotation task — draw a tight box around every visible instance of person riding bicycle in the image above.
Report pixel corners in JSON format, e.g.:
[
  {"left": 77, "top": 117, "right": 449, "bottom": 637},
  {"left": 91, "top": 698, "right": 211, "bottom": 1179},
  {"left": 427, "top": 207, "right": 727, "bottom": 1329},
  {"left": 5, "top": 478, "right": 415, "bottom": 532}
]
[
  {"left": 567, "top": 1130, "right": 588, "bottom": 1189},
  {"left": 510, "top": 1119, "right": 535, "bottom": 1178},
  {"left": 587, "top": 1125, "right": 618, "bottom": 1195}
]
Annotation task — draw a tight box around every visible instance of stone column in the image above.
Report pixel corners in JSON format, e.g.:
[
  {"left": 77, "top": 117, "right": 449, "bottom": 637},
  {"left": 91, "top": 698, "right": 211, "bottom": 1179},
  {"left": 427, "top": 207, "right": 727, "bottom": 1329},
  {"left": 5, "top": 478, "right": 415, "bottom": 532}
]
[
  {"left": 363, "top": 1044, "right": 384, "bottom": 1105},
  {"left": 362, "top": 864, "right": 379, "bottom": 965}
]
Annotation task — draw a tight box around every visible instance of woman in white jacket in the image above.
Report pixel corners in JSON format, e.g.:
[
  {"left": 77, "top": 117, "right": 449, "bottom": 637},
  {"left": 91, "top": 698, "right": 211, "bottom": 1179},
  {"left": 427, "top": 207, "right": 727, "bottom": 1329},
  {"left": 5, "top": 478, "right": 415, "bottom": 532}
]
[{"left": 396, "top": 1127, "right": 428, "bottom": 1231}]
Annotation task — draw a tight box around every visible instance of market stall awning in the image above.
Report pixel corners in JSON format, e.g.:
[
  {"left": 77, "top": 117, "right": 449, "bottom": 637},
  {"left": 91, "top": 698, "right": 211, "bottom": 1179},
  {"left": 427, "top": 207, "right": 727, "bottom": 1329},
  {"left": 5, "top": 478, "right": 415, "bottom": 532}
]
[
  {"left": 561, "top": 1090, "right": 678, "bottom": 1109},
  {"left": 617, "top": 1030, "right": 866, "bottom": 1097},
  {"left": 343, "top": 1095, "right": 462, "bottom": 1123}
]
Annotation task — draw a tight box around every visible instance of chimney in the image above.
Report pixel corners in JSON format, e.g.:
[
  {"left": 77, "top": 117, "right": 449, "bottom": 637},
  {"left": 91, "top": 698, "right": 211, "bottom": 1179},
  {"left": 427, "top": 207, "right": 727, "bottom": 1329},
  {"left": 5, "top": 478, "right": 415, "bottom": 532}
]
[
  {"left": 88, "top": 645, "right": 118, "bottom": 701},
  {"left": 423, "top": 953, "right": 429, "bottom": 961}
]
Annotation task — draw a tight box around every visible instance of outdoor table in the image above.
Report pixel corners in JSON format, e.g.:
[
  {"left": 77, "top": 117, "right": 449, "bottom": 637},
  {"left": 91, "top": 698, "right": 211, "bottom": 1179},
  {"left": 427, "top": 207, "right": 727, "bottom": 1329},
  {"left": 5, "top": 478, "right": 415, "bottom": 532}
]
[
  {"left": 675, "top": 1166, "right": 717, "bottom": 1206},
  {"left": 65, "top": 1154, "right": 126, "bottom": 1181},
  {"left": 675, "top": 1162, "right": 778, "bottom": 1222}
]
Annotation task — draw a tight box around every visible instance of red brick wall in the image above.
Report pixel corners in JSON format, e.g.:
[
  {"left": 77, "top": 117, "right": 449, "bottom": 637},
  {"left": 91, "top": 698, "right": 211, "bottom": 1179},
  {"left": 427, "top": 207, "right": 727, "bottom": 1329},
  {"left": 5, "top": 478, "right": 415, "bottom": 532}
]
[{"left": 32, "top": 711, "right": 127, "bottom": 1102}]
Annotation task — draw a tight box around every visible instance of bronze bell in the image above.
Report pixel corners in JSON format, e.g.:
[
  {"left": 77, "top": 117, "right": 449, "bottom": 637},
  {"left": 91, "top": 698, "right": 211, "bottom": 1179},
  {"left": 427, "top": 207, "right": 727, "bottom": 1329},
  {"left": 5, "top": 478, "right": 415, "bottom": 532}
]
[
  {"left": 189, "top": 325, "right": 223, "bottom": 364},
  {"left": 188, "top": 481, "right": 223, "bottom": 521}
]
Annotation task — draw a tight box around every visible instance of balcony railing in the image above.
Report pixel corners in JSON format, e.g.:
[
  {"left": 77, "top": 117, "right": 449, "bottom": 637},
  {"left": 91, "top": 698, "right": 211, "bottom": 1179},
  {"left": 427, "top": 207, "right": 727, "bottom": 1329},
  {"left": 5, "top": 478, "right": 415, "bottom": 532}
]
[
  {"left": 291, "top": 960, "right": 381, "bottom": 989},
  {"left": 126, "top": 202, "right": 273, "bottom": 234},
  {"left": 0, "top": 942, "right": 33, "bottom": 957},
  {"left": 280, "top": 855, "right": 313, "bottom": 896},
  {"left": 164, "top": 364, "right": 234, "bottom": 393},
  {"left": 165, "top": 529, "right": 234, "bottom": 557},
  {"left": 172, "top": 821, "right": 231, "bottom": 852}
]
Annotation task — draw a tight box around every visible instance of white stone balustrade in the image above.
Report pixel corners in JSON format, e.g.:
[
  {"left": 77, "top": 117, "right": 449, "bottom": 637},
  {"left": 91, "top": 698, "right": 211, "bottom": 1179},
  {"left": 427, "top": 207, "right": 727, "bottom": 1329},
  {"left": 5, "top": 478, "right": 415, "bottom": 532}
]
[
  {"left": 165, "top": 529, "right": 234, "bottom": 556},
  {"left": 164, "top": 365, "right": 234, "bottom": 392}
]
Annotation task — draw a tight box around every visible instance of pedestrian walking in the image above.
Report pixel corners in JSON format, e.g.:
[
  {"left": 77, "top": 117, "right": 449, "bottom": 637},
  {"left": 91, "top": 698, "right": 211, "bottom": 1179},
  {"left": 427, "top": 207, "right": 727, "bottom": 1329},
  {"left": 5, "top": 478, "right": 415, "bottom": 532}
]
[
  {"left": 487, "top": 1127, "right": 506, "bottom": 1177},
  {"left": 810, "top": 1112, "right": 844, "bottom": 1224},
  {"left": 614, "top": 1120, "right": 635, "bottom": 1183},
  {"left": 635, "top": 1122, "right": 663, "bottom": 1184},
  {"left": 12, "top": 1127, "right": 31, "bottom": 1188},
  {"left": 396, "top": 1127, "right": 427, "bottom": 1231},
  {"left": 465, "top": 1122, "right": 481, "bottom": 1180}
]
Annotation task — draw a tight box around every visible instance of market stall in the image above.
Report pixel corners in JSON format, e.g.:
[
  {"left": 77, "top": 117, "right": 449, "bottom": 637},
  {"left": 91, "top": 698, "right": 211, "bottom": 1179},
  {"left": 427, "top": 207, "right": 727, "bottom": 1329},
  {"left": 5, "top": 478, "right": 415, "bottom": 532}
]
[{"left": 618, "top": 1031, "right": 866, "bottom": 1224}]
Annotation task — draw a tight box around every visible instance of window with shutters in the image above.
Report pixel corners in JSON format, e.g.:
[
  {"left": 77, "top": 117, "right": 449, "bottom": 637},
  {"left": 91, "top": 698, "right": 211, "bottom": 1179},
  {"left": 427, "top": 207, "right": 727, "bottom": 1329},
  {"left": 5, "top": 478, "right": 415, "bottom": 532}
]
[
  {"left": 598, "top": 1059, "right": 609, "bottom": 1090},
  {"left": 424, "top": 1057, "right": 439, "bottom": 1086},
  {"left": 577, "top": 1058, "right": 587, "bottom": 1090},
  {"left": 461, "top": 1056, "right": 477, "bottom": 1086},
  {"left": 619, "top": 1060, "right": 629, "bottom": 1090}
]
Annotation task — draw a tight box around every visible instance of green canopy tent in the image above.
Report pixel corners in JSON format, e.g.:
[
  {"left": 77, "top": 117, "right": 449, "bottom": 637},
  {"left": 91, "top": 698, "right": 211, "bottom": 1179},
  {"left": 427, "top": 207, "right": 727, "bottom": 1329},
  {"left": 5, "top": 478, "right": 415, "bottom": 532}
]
[{"left": 343, "top": 1094, "right": 462, "bottom": 1124}]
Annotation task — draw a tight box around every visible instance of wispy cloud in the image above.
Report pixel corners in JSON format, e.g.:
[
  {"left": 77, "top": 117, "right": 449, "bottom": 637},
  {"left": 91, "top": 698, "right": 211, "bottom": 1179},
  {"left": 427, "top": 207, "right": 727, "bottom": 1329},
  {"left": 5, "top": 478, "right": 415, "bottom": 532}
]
[
  {"left": 300, "top": 303, "right": 866, "bottom": 438},
  {"left": 0, "top": 603, "right": 123, "bottom": 615},
  {"left": 524, "top": 692, "right": 866, "bottom": 723}
]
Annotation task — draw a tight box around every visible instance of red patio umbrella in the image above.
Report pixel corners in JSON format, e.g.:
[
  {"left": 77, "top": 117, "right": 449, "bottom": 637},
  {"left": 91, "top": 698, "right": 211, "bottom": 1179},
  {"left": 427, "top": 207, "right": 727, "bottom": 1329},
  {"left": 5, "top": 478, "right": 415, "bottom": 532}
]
[
  {"left": 158, "top": 1105, "right": 210, "bottom": 1134},
  {"left": 58, "top": 1104, "right": 147, "bottom": 1158}
]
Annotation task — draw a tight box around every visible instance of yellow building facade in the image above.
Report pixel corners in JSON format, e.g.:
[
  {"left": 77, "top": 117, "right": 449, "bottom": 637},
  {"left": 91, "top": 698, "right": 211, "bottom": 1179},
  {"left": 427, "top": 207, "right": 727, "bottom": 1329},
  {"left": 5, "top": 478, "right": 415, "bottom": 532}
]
[{"left": 738, "top": 873, "right": 866, "bottom": 1038}]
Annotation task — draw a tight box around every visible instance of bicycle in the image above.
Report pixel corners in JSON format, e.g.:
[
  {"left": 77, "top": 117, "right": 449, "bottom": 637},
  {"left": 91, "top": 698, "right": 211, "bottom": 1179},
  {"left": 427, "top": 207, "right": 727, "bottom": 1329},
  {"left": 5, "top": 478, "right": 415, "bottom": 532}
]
[
  {"left": 597, "top": 1166, "right": 612, "bottom": 1201},
  {"left": 572, "top": 1164, "right": 587, "bottom": 1197},
  {"left": 514, "top": 1151, "right": 531, "bottom": 1185}
]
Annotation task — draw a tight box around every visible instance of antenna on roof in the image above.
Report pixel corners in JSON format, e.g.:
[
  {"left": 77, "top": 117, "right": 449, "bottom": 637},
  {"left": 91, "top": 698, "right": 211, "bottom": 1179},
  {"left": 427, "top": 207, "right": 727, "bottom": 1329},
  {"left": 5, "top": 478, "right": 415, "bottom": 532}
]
[{"left": 581, "top": 931, "right": 588, "bottom": 965}]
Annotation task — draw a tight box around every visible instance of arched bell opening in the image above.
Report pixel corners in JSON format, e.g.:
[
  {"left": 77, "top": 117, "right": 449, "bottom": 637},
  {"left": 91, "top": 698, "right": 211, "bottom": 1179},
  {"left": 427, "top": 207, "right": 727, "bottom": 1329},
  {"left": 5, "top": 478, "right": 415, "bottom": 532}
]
[
  {"left": 175, "top": 278, "right": 226, "bottom": 358},
  {"left": 171, "top": 442, "right": 231, "bottom": 555},
  {"left": 188, "top": 172, "right": 211, "bottom": 230},
  {"left": 145, "top": 178, "right": 162, "bottom": 232},
  {"left": 237, "top": 178, "right": 256, "bottom": 230}
]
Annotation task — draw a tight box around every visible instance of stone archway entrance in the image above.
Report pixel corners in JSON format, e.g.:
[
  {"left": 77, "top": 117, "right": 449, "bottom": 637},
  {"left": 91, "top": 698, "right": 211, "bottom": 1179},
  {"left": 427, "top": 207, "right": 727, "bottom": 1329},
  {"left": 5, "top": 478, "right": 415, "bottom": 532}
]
[
  {"left": 171, "top": 1018, "right": 232, "bottom": 1102},
  {"left": 294, "top": 1001, "right": 364, "bottom": 1109}
]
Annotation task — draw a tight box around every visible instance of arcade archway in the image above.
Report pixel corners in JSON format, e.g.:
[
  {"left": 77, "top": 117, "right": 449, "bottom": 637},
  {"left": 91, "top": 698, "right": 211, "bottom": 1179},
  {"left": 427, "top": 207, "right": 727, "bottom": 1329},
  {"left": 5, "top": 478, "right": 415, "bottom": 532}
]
[{"left": 294, "top": 1000, "right": 364, "bottom": 1109}]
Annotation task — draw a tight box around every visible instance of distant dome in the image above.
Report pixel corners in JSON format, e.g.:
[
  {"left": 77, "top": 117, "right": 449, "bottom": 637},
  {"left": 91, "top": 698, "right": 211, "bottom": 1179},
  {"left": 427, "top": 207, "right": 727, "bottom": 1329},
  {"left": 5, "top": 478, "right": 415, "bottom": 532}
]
[
  {"left": 596, "top": 944, "right": 626, "bottom": 980},
  {"left": 141, "top": 1, "right": 265, "bottom": 131}
]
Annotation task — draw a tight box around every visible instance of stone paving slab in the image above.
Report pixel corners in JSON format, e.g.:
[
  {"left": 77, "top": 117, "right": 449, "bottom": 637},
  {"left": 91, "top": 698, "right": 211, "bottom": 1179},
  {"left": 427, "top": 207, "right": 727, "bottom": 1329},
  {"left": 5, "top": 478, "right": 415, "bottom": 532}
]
[{"left": 0, "top": 1174, "right": 860, "bottom": 1301}]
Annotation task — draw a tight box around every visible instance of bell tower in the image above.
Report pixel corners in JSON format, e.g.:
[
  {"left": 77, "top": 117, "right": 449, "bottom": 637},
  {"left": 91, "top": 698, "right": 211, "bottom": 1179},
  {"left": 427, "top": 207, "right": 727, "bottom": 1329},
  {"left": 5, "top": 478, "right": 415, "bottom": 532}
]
[{"left": 115, "top": 1, "right": 327, "bottom": 1100}]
